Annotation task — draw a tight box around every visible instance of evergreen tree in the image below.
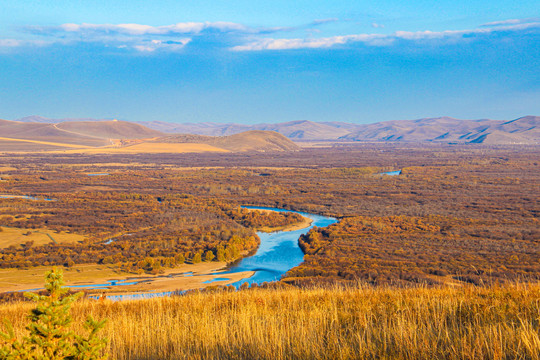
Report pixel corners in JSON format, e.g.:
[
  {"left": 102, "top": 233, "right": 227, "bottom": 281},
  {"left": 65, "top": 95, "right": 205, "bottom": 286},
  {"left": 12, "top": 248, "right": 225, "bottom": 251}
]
[{"left": 0, "top": 268, "right": 107, "bottom": 359}]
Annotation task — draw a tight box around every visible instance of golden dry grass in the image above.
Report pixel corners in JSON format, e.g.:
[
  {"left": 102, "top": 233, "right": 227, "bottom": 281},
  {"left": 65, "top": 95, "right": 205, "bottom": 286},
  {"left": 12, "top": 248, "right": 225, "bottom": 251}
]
[
  {"left": 0, "top": 136, "right": 89, "bottom": 149},
  {"left": 53, "top": 142, "right": 230, "bottom": 154},
  {"left": 2, "top": 283, "right": 539, "bottom": 360},
  {"left": 0, "top": 226, "right": 85, "bottom": 248},
  {"left": 0, "top": 138, "right": 231, "bottom": 154}
]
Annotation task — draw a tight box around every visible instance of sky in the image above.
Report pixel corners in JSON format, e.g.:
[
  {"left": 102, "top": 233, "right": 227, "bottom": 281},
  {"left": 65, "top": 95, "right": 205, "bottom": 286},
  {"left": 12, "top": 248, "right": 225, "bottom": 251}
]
[{"left": 0, "top": 1, "right": 538, "bottom": 124}]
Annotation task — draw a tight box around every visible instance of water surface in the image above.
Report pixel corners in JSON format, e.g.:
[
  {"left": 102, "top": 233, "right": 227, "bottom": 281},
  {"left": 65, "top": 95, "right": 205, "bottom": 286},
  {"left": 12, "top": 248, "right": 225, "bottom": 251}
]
[
  {"left": 24, "top": 207, "right": 337, "bottom": 301},
  {"left": 0, "top": 194, "right": 55, "bottom": 201},
  {"left": 378, "top": 170, "right": 402, "bottom": 176},
  {"left": 101, "top": 207, "right": 337, "bottom": 300},
  {"left": 225, "top": 206, "right": 337, "bottom": 286}
]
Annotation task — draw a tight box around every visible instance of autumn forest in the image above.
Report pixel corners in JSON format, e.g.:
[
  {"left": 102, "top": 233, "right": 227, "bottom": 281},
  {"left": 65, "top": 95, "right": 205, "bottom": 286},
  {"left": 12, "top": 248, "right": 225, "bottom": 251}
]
[{"left": 0, "top": 144, "right": 537, "bottom": 288}]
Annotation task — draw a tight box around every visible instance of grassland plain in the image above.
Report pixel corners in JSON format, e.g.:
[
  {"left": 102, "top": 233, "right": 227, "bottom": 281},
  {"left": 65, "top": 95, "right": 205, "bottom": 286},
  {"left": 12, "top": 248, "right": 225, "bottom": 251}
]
[
  {"left": 0, "top": 226, "right": 85, "bottom": 248},
  {"left": 1, "top": 282, "right": 539, "bottom": 359}
]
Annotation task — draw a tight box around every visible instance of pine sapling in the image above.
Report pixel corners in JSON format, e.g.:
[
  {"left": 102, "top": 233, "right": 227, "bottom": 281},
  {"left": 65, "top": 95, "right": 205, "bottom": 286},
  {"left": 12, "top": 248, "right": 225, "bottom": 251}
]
[{"left": 0, "top": 268, "right": 108, "bottom": 360}]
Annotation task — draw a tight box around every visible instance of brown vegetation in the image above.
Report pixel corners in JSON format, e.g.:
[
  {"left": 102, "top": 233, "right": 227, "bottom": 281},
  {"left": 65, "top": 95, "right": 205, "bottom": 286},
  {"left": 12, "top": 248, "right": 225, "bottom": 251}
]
[
  {"left": 0, "top": 144, "right": 538, "bottom": 287},
  {"left": 0, "top": 192, "right": 259, "bottom": 272},
  {"left": 227, "top": 208, "right": 305, "bottom": 231},
  {"left": 290, "top": 214, "right": 539, "bottom": 286}
]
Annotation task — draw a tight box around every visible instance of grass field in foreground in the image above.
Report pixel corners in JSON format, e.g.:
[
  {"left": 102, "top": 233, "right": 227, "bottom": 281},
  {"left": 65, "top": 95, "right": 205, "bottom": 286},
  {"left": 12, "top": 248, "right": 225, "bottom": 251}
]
[{"left": 1, "top": 283, "right": 538, "bottom": 359}]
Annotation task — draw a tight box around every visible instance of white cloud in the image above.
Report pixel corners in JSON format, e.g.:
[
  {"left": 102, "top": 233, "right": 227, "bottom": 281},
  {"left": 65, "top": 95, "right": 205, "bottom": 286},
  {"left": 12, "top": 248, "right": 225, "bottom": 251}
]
[
  {"left": 394, "top": 21, "right": 539, "bottom": 40},
  {"left": 0, "top": 39, "right": 21, "bottom": 47},
  {"left": 8, "top": 18, "right": 540, "bottom": 54},
  {"left": 46, "top": 21, "right": 249, "bottom": 36},
  {"left": 481, "top": 18, "right": 539, "bottom": 27},
  {"left": 232, "top": 34, "right": 389, "bottom": 51},
  {"left": 371, "top": 23, "right": 384, "bottom": 29},
  {"left": 132, "top": 38, "right": 191, "bottom": 52},
  {"left": 232, "top": 21, "right": 540, "bottom": 51},
  {"left": 312, "top": 18, "right": 340, "bottom": 25},
  {"left": 0, "top": 38, "right": 51, "bottom": 50}
]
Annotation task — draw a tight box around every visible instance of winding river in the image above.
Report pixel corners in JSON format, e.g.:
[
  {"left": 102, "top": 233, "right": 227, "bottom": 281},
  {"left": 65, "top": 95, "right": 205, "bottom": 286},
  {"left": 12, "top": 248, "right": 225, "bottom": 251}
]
[
  {"left": 89, "top": 207, "right": 337, "bottom": 300},
  {"left": 225, "top": 206, "right": 337, "bottom": 287}
]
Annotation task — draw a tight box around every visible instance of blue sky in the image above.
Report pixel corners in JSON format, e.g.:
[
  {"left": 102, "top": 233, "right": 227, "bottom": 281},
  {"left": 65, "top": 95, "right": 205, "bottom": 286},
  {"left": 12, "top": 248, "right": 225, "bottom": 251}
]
[{"left": 0, "top": 1, "right": 538, "bottom": 124}]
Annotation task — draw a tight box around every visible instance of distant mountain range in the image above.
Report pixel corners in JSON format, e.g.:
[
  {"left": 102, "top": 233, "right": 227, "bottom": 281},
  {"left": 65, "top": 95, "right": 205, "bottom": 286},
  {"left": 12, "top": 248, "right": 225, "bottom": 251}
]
[{"left": 13, "top": 115, "right": 540, "bottom": 145}]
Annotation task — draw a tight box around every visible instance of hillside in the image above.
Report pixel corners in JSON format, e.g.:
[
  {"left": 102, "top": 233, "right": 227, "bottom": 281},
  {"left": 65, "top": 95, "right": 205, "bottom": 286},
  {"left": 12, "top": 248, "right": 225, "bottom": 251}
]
[
  {"left": 340, "top": 116, "right": 540, "bottom": 144},
  {"left": 55, "top": 120, "right": 164, "bottom": 139},
  {"left": 0, "top": 119, "right": 110, "bottom": 147},
  {"left": 136, "top": 120, "right": 351, "bottom": 140},
  {"left": 136, "top": 116, "right": 539, "bottom": 144},
  {"left": 153, "top": 130, "right": 300, "bottom": 152},
  {"left": 0, "top": 118, "right": 299, "bottom": 153},
  {"left": 0, "top": 118, "right": 165, "bottom": 151}
]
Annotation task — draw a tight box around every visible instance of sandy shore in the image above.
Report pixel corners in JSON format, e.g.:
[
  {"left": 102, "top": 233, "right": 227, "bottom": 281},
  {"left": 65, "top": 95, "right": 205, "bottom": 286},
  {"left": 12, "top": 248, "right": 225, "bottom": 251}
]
[
  {"left": 256, "top": 217, "right": 313, "bottom": 232},
  {"left": 93, "top": 270, "right": 255, "bottom": 298},
  {"left": 0, "top": 261, "right": 254, "bottom": 294}
]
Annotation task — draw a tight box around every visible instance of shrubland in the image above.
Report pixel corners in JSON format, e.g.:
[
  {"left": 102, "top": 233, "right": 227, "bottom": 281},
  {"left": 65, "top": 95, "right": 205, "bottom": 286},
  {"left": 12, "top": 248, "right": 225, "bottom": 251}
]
[{"left": 0, "top": 144, "right": 538, "bottom": 285}]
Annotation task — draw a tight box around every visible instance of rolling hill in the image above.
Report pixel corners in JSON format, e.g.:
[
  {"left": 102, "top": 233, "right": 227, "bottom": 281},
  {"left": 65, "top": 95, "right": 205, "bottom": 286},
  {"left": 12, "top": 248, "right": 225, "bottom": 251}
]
[
  {"left": 135, "top": 120, "right": 351, "bottom": 139},
  {"left": 339, "top": 116, "right": 539, "bottom": 144},
  {"left": 0, "top": 119, "right": 111, "bottom": 147},
  {"left": 154, "top": 130, "right": 300, "bottom": 152},
  {"left": 12, "top": 115, "right": 540, "bottom": 145},
  {"left": 0, "top": 118, "right": 299, "bottom": 153},
  {"left": 55, "top": 120, "right": 163, "bottom": 140},
  {"left": 135, "top": 116, "right": 539, "bottom": 144}
]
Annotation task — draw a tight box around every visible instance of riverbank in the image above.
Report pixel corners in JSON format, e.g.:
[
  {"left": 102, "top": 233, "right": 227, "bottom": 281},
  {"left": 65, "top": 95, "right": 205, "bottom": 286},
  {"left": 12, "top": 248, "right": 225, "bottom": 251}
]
[{"left": 0, "top": 261, "right": 254, "bottom": 294}]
